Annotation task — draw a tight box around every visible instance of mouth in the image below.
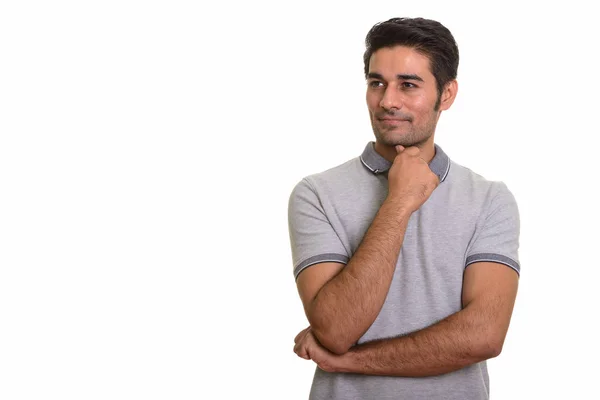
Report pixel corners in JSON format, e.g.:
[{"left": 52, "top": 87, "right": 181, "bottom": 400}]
[{"left": 378, "top": 118, "right": 410, "bottom": 124}]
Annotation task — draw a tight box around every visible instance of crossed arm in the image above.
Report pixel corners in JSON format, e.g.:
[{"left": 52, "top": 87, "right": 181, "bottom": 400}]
[
  {"left": 294, "top": 260, "right": 519, "bottom": 376},
  {"left": 294, "top": 198, "right": 519, "bottom": 376},
  {"left": 292, "top": 172, "right": 519, "bottom": 376},
  {"left": 295, "top": 199, "right": 412, "bottom": 354}
]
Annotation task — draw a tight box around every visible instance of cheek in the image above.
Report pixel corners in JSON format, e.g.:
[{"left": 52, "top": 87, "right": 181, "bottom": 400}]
[
  {"left": 410, "top": 93, "right": 429, "bottom": 108},
  {"left": 366, "top": 92, "right": 380, "bottom": 113},
  {"left": 409, "top": 94, "right": 435, "bottom": 117}
]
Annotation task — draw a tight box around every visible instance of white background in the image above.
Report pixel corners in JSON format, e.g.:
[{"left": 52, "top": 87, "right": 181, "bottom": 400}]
[{"left": 1, "top": 1, "right": 599, "bottom": 399}]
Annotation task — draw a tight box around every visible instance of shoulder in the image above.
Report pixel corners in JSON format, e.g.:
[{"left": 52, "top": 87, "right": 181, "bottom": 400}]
[
  {"left": 290, "top": 157, "right": 364, "bottom": 198},
  {"left": 449, "top": 160, "right": 516, "bottom": 199},
  {"left": 447, "top": 160, "right": 518, "bottom": 219}
]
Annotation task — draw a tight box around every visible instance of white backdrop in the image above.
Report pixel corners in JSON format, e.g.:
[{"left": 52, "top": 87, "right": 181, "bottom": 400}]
[{"left": 1, "top": 1, "right": 599, "bottom": 399}]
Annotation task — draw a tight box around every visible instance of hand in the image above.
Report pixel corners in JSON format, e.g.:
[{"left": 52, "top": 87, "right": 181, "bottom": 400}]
[
  {"left": 387, "top": 145, "right": 439, "bottom": 213},
  {"left": 293, "top": 326, "right": 339, "bottom": 372},
  {"left": 293, "top": 327, "right": 312, "bottom": 360}
]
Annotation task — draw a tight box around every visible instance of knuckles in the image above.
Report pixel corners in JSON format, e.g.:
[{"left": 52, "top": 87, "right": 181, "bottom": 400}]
[{"left": 404, "top": 146, "right": 421, "bottom": 156}]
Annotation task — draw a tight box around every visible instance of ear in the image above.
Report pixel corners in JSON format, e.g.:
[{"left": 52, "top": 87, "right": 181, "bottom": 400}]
[{"left": 438, "top": 79, "right": 458, "bottom": 111}]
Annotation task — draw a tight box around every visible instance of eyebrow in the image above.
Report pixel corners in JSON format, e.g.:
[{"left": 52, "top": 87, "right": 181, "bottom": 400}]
[{"left": 367, "top": 72, "right": 424, "bottom": 82}]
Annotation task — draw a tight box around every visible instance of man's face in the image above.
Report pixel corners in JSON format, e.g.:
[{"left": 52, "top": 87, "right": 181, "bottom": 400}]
[{"left": 366, "top": 46, "right": 443, "bottom": 148}]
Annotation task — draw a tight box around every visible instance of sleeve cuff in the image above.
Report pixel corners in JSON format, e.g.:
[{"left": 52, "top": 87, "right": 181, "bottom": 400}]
[
  {"left": 465, "top": 253, "right": 520, "bottom": 276},
  {"left": 294, "top": 253, "right": 349, "bottom": 280}
]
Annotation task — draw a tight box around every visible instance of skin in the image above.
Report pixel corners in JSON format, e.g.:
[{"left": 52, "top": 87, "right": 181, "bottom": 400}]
[
  {"left": 293, "top": 45, "right": 519, "bottom": 376},
  {"left": 294, "top": 261, "right": 519, "bottom": 376},
  {"left": 366, "top": 45, "right": 457, "bottom": 164}
]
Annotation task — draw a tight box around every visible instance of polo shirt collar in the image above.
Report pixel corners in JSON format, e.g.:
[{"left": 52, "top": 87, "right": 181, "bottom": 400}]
[{"left": 360, "top": 141, "right": 451, "bottom": 182}]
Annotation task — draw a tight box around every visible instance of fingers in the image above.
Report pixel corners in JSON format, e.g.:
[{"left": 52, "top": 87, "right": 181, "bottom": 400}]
[
  {"left": 395, "top": 145, "right": 422, "bottom": 157},
  {"left": 294, "top": 327, "right": 312, "bottom": 360},
  {"left": 294, "top": 327, "right": 310, "bottom": 344},
  {"left": 294, "top": 341, "right": 310, "bottom": 360},
  {"left": 404, "top": 146, "right": 420, "bottom": 156}
]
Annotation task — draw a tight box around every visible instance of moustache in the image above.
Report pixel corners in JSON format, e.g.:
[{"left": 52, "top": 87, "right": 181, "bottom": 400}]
[{"left": 376, "top": 111, "right": 413, "bottom": 121}]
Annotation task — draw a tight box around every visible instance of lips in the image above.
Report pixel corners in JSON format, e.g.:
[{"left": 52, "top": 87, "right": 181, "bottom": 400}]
[{"left": 379, "top": 118, "right": 409, "bottom": 123}]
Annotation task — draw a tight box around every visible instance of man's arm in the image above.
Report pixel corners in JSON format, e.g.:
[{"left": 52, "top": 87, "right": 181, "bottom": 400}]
[
  {"left": 297, "top": 200, "right": 411, "bottom": 354},
  {"left": 295, "top": 146, "right": 439, "bottom": 355},
  {"left": 322, "top": 261, "right": 519, "bottom": 376}
]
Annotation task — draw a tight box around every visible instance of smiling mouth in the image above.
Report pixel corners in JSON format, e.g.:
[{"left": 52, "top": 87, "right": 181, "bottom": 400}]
[{"left": 379, "top": 119, "right": 409, "bottom": 123}]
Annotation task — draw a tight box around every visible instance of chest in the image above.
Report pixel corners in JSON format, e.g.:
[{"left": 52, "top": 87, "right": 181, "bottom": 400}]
[{"left": 326, "top": 181, "right": 484, "bottom": 339}]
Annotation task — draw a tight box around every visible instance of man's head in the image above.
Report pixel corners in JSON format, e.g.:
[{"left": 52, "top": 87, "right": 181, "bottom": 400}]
[{"left": 364, "top": 18, "right": 459, "bottom": 151}]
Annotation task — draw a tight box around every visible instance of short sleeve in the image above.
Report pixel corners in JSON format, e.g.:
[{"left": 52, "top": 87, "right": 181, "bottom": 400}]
[
  {"left": 288, "top": 178, "right": 349, "bottom": 280},
  {"left": 465, "top": 182, "right": 521, "bottom": 275}
]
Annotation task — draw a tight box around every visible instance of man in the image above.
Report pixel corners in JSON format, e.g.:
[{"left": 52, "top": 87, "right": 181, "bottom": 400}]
[{"left": 287, "top": 17, "right": 520, "bottom": 400}]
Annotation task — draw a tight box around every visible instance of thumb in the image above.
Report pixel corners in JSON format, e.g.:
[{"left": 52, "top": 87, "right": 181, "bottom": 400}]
[
  {"left": 294, "top": 327, "right": 310, "bottom": 343},
  {"left": 395, "top": 145, "right": 405, "bottom": 153}
]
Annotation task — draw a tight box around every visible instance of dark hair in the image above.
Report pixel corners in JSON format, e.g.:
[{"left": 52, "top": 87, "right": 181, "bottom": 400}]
[{"left": 363, "top": 17, "right": 459, "bottom": 102}]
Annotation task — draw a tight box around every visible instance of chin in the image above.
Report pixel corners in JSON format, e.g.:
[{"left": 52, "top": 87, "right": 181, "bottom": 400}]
[{"left": 379, "top": 132, "right": 415, "bottom": 147}]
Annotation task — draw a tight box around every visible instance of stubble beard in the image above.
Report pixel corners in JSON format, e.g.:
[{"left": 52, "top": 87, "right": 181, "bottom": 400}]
[{"left": 371, "top": 117, "right": 437, "bottom": 148}]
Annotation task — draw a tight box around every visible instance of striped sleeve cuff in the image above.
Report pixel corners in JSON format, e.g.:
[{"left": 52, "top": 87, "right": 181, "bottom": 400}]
[
  {"left": 466, "top": 253, "right": 520, "bottom": 276},
  {"left": 294, "top": 253, "right": 349, "bottom": 280}
]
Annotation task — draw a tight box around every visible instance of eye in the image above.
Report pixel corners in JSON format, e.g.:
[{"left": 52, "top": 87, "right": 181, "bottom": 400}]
[
  {"left": 401, "top": 82, "right": 417, "bottom": 89},
  {"left": 369, "top": 81, "right": 384, "bottom": 88}
]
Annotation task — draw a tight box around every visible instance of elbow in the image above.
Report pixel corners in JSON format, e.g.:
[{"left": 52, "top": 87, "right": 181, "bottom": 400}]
[
  {"left": 477, "top": 333, "right": 504, "bottom": 360},
  {"left": 488, "top": 338, "right": 504, "bottom": 358},
  {"left": 311, "top": 326, "right": 353, "bottom": 355}
]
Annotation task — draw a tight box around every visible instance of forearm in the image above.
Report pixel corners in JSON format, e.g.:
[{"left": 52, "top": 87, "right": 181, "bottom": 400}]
[
  {"left": 333, "top": 304, "right": 499, "bottom": 376},
  {"left": 309, "top": 198, "right": 411, "bottom": 354}
]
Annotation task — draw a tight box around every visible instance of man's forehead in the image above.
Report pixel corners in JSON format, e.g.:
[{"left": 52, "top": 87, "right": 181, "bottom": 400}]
[{"left": 368, "top": 46, "right": 432, "bottom": 77}]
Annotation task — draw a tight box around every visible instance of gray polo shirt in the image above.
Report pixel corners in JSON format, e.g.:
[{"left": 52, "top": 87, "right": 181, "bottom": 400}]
[{"left": 288, "top": 142, "right": 520, "bottom": 400}]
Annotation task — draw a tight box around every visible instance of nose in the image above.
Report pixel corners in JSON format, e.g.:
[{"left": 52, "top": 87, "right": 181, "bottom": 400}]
[{"left": 380, "top": 86, "right": 403, "bottom": 110}]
